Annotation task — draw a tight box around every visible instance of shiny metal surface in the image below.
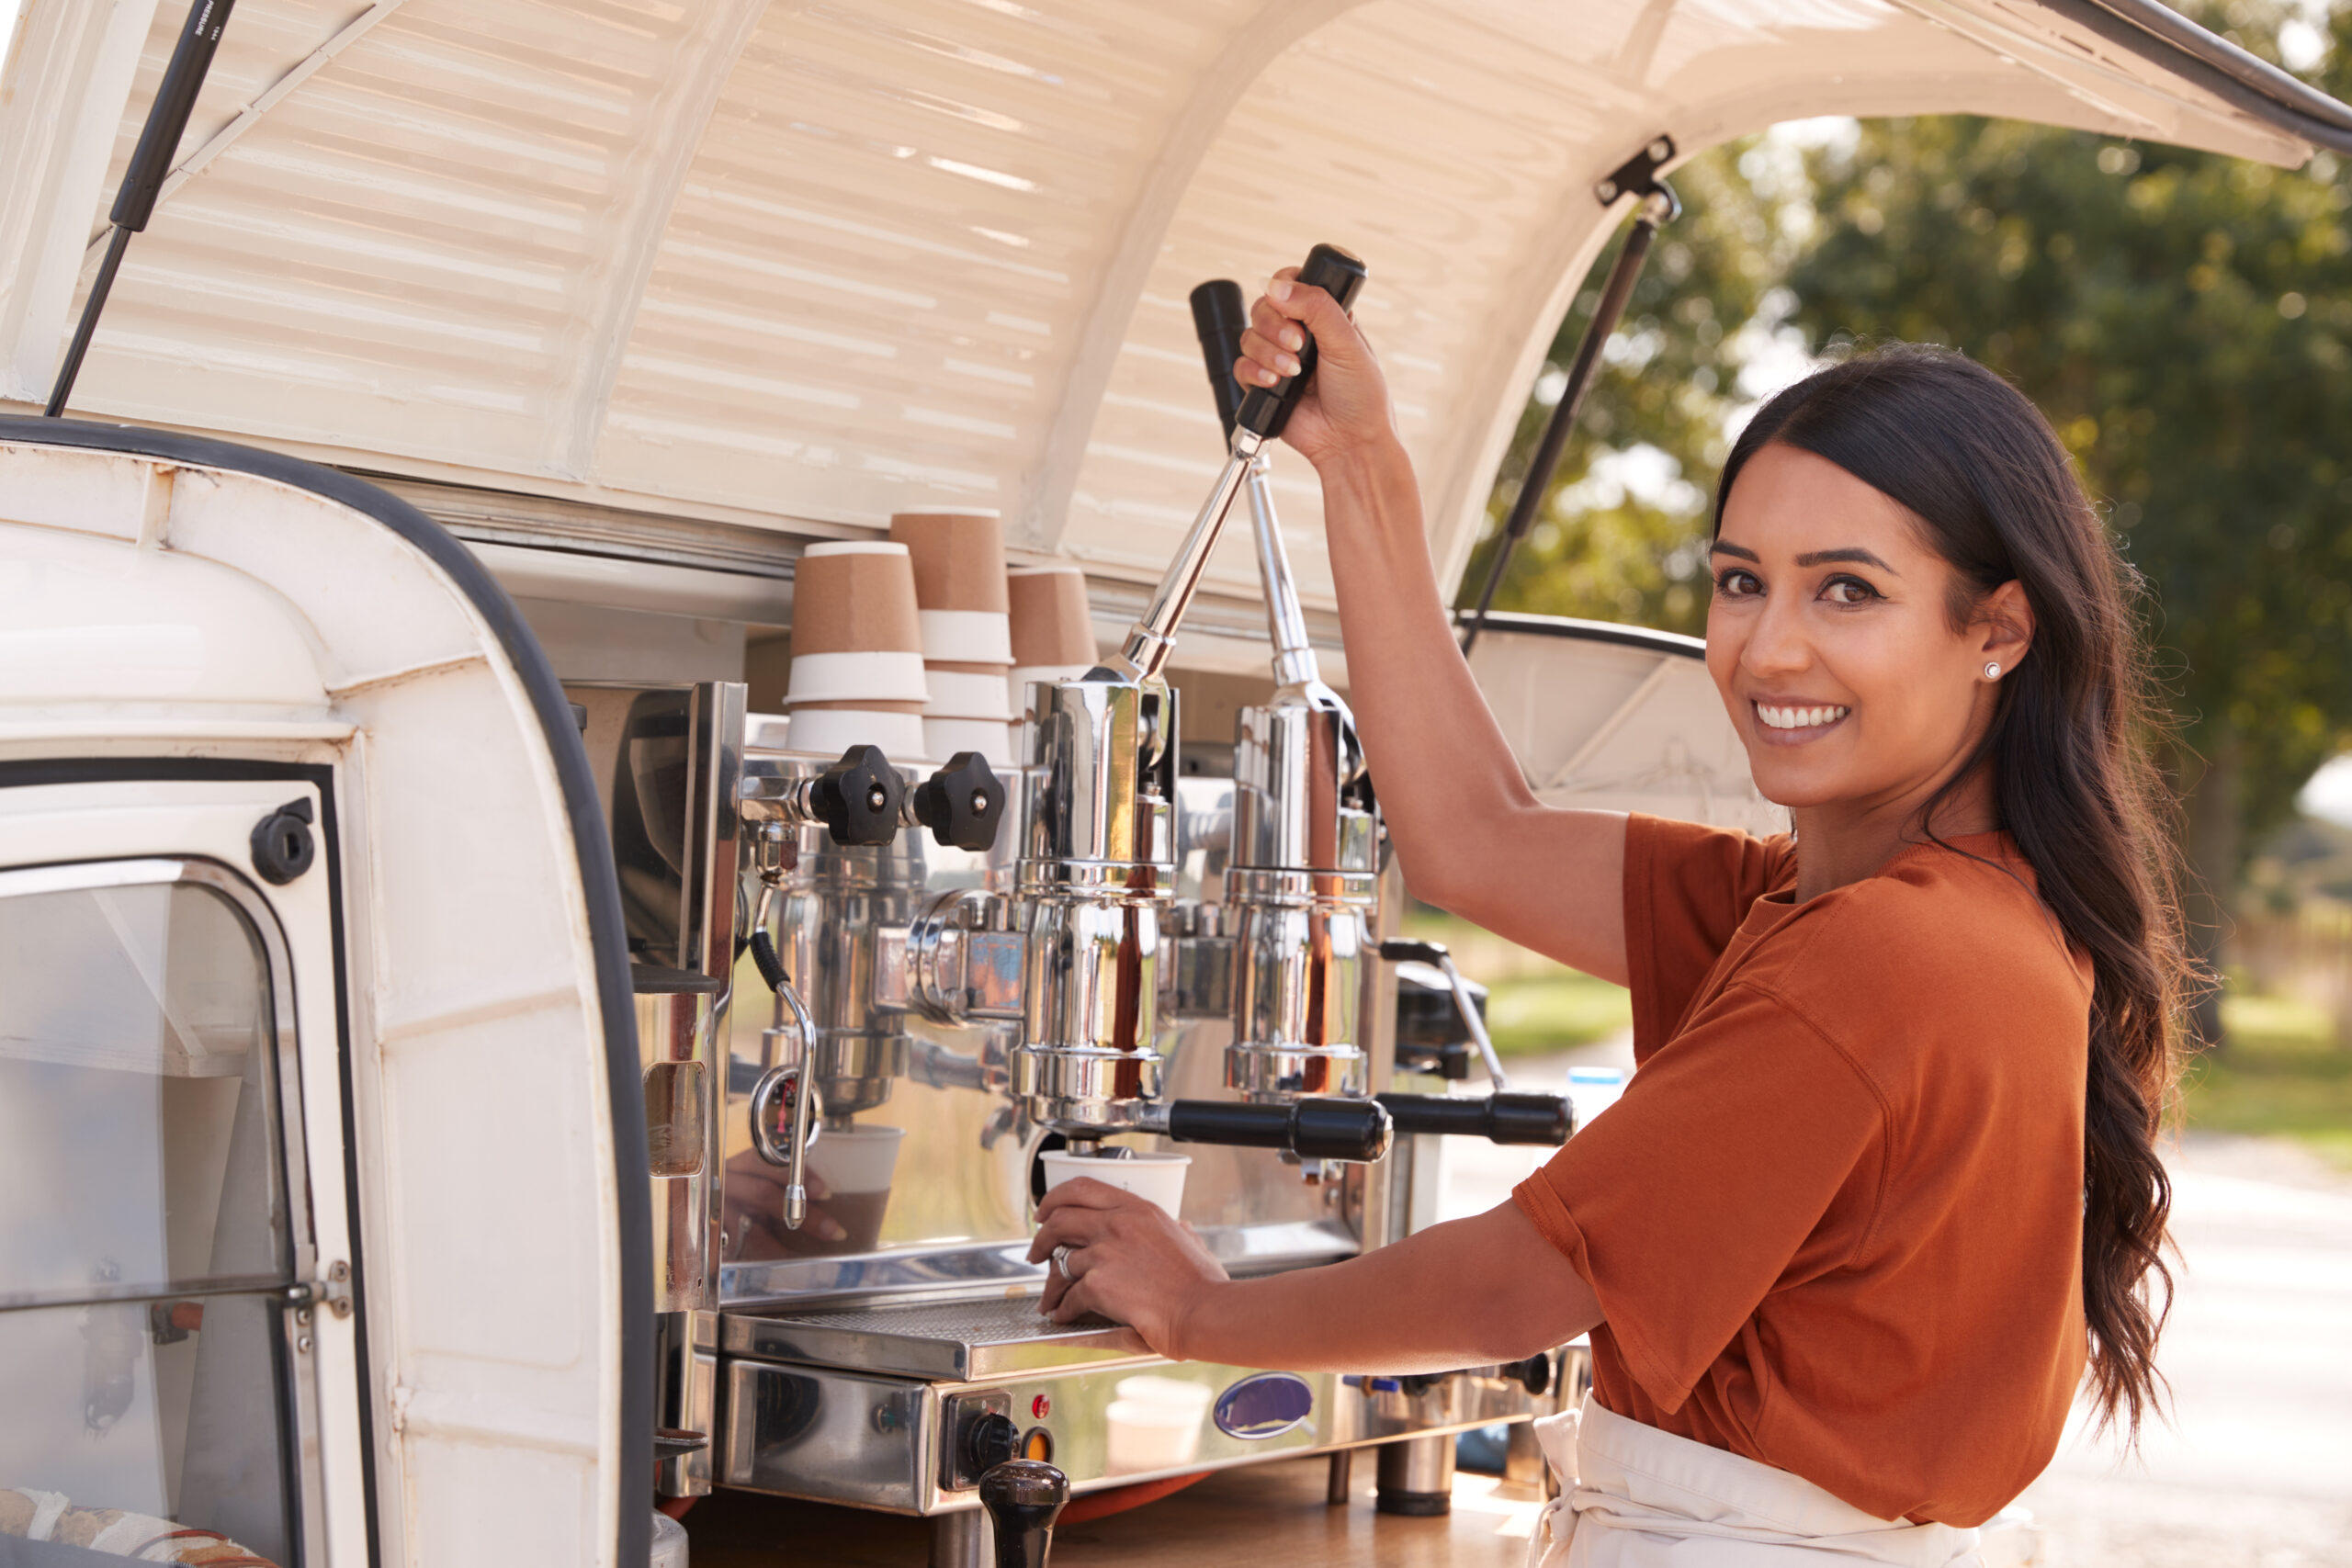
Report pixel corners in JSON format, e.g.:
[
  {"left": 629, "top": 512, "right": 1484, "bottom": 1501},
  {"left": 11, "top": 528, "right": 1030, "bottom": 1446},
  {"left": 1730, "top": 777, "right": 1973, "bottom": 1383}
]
[
  {"left": 1012, "top": 677, "right": 1176, "bottom": 1130},
  {"left": 571, "top": 682, "right": 745, "bottom": 1311},
  {"left": 654, "top": 1310, "right": 718, "bottom": 1499},
  {"left": 637, "top": 982, "right": 718, "bottom": 1311},
  {"left": 1110, "top": 431, "right": 1262, "bottom": 682},
  {"left": 1246, "top": 453, "right": 1320, "bottom": 690},
  {"left": 724, "top": 1294, "right": 1148, "bottom": 1382},
  {"left": 715, "top": 1349, "right": 1554, "bottom": 1514},
  {"left": 1376, "top": 1433, "right": 1456, "bottom": 1503}
]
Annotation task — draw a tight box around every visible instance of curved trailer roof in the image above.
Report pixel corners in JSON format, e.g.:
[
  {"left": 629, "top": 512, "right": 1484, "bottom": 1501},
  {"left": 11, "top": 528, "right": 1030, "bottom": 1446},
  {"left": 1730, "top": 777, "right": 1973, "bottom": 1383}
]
[{"left": 1, "top": 0, "right": 2344, "bottom": 628}]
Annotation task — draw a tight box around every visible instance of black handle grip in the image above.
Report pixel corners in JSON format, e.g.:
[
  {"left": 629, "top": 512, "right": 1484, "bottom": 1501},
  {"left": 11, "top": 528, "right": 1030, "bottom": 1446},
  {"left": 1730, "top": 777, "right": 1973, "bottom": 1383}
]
[
  {"left": 979, "top": 1458, "right": 1068, "bottom": 1568},
  {"left": 1233, "top": 243, "right": 1368, "bottom": 443},
  {"left": 811, "top": 745, "right": 905, "bottom": 846},
  {"left": 1189, "top": 279, "right": 1250, "bottom": 441},
  {"left": 114, "top": 0, "right": 238, "bottom": 232},
  {"left": 1165, "top": 1097, "right": 1393, "bottom": 1163},
  {"left": 1376, "top": 1092, "right": 1574, "bottom": 1147},
  {"left": 1378, "top": 938, "right": 1449, "bottom": 965},
  {"left": 913, "top": 750, "right": 1006, "bottom": 851}
]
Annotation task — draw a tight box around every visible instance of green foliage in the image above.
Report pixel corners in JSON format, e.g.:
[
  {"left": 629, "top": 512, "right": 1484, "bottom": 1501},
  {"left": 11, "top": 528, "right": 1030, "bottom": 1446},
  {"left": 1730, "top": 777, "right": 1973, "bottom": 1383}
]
[
  {"left": 1471, "top": 6, "right": 2352, "bottom": 863},
  {"left": 1456, "top": 141, "right": 1785, "bottom": 637},
  {"left": 2186, "top": 989, "right": 2352, "bottom": 1169}
]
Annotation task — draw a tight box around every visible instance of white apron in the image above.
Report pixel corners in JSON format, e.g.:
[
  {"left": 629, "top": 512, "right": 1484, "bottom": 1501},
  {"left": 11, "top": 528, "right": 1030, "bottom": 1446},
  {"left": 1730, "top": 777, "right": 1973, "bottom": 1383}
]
[{"left": 1526, "top": 1398, "right": 1983, "bottom": 1567}]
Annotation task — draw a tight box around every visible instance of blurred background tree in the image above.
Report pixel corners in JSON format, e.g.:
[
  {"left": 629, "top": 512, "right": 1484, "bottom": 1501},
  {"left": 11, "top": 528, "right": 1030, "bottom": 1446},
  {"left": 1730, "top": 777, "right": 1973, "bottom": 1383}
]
[{"left": 1463, "top": 3, "right": 2352, "bottom": 1043}]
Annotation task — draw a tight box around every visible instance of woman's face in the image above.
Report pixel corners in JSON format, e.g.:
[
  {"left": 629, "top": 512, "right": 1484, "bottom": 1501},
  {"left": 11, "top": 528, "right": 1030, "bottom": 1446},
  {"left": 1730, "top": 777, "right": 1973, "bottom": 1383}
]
[{"left": 1706, "top": 442, "right": 2015, "bottom": 816}]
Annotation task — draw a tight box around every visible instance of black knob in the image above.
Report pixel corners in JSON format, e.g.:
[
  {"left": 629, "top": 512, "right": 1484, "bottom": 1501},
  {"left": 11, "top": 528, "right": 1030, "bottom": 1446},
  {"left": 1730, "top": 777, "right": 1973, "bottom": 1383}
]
[
  {"left": 913, "top": 751, "right": 1007, "bottom": 851},
  {"left": 810, "top": 745, "right": 905, "bottom": 845},
  {"left": 1509, "top": 1352, "right": 1553, "bottom": 1397},
  {"left": 966, "top": 1411, "right": 1021, "bottom": 1478},
  {"left": 1233, "top": 243, "right": 1368, "bottom": 443},
  {"left": 978, "top": 1457, "right": 1068, "bottom": 1568},
  {"left": 1189, "top": 279, "right": 1250, "bottom": 440},
  {"left": 249, "top": 799, "right": 316, "bottom": 886}
]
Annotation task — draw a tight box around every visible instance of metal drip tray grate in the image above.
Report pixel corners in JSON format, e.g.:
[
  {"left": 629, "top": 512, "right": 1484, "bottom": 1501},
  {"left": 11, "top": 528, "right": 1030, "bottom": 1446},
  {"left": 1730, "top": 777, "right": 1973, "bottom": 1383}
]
[{"left": 721, "top": 1293, "right": 1152, "bottom": 1381}]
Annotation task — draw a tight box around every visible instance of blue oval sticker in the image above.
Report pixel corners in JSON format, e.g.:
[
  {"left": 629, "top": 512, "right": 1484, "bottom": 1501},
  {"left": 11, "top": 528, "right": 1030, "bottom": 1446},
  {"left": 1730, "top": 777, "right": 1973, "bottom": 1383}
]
[{"left": 1213, "top": 1372, "right": 1314, "bottom": 1440}]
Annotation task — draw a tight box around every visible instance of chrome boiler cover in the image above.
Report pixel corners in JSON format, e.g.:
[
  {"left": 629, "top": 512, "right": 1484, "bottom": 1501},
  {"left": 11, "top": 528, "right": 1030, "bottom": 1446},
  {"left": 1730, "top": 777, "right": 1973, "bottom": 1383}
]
[
  {"left": 1225, "top": 683, "right": 1380, "bottom": 1100},
  {"left": 1012, "top": 676, "right": 1178, "bottom": 1130}
]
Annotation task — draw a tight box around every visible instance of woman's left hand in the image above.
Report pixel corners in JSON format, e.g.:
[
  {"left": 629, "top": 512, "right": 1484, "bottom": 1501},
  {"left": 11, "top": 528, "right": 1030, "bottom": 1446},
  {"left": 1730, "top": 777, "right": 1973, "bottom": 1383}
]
[{"left": 1027, "top": 1178, "right": 1230, "bottom": 1357}]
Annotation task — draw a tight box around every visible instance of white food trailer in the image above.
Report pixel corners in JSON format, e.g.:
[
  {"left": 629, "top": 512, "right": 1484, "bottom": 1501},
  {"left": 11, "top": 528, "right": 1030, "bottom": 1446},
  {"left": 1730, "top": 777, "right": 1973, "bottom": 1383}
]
[{"left": 0, "top": 2, "right": 2345, "bottom": 1565}]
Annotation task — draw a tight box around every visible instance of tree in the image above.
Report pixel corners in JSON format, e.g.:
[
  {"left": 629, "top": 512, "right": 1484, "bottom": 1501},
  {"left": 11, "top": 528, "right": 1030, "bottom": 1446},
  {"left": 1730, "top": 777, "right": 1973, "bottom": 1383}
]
[
  {"left": 1785, "top": 5, "right": 2352, "bottom": 1038},
  {"left": 1456, "top": 141, "right": 1786, "bottom": 637}
]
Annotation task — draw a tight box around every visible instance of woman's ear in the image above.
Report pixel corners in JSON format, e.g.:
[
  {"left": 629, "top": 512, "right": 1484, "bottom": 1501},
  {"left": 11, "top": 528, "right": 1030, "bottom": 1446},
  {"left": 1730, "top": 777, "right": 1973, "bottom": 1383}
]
[{"left": 1975, "top": 580, "right": 2035, "bottom": 674}]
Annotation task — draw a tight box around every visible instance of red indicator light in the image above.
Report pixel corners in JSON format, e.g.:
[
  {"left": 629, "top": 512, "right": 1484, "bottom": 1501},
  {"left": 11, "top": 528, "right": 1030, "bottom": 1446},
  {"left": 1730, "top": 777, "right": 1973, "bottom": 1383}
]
[{"left": 1031, "top": 1394, "right": 1051, "bottom": 1420}]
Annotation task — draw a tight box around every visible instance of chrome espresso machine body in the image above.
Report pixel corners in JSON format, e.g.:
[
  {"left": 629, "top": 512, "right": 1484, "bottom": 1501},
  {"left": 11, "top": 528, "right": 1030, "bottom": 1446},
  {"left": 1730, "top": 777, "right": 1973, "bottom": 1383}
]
[{"left": 586, "top": 247, "right": 1587, "bottom": 1560}]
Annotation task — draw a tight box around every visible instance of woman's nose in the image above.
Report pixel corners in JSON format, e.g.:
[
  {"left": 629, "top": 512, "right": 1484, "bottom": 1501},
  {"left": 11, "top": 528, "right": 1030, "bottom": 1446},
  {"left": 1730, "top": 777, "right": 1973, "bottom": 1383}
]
[{"left": 1742, "top": 598, "right": 1812, "bottom": 677}]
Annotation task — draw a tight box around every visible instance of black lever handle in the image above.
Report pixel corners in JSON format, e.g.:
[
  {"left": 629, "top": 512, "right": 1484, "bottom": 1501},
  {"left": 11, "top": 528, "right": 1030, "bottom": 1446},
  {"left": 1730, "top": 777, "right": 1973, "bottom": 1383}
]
[
  {"left": 1189, "top": 279, "right": 1250, "bottom": 441},
  {"left": 1165, "top": 1097, "right": 1393, "bottom": 1163},
  {"left": 811, "top": 745, "right": 905, "bottom": 846},
  {"left": 1233, "top": 243, "right": 1368, "bottom": 444},
  {"left": 979, "top": 1458, "right": 1069, "bottom": 1568},
  {"left": 1377, "top": 1092, "right": 1575, "bottom": 1147},
  {"left": 912, "top": 750, "right": 1006, "bottom": 851}
]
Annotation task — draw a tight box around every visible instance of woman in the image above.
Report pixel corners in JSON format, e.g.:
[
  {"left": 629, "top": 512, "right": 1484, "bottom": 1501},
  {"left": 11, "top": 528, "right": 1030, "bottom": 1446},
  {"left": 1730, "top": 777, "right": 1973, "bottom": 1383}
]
[{"left": 1029, "top": 276, "right": 2189, "bottom": 1562}]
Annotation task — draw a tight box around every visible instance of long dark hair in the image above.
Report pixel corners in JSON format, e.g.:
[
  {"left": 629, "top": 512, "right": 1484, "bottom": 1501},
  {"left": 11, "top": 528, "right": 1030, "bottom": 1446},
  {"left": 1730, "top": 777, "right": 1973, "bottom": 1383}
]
[{"left": 1715, "top": 344, "right": 2189, "bottom": 1438}]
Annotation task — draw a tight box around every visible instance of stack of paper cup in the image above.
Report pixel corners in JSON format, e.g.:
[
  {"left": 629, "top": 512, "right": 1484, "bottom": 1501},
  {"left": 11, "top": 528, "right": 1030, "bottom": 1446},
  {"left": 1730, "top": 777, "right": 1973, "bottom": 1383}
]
[
  {"left": 1008, "top": 565, "right": 1098, "bottom": 705},
  {"left": 891, "top": 510, "right": 1016, "bottom": 765},
  {"left": 784, "top": 542, "right": 930, "bottom": 759}
]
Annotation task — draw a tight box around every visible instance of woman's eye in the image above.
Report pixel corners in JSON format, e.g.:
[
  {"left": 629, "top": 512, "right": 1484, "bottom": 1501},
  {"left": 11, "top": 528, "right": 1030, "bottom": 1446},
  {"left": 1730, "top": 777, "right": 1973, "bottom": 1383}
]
[
  {"left": 1821, "top": 576, "right": 1880, "bottom": 605},
  {"left": 1714, "top": 569, "right": 1760, "bottom": 597}
]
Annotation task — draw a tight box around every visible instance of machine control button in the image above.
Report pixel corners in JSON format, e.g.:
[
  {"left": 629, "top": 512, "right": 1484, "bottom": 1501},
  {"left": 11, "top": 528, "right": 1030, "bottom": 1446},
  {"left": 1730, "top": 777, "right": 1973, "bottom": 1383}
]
[
  {"left": 966, "top": 1411, "right": 1022, "bottom": 1478},
  {"left": 1031, "top": 1394, "right": 1052, "bottom": 1420},
  {"left": 1022, "top": 1427, "right": 1055, "bottom": 1463}
]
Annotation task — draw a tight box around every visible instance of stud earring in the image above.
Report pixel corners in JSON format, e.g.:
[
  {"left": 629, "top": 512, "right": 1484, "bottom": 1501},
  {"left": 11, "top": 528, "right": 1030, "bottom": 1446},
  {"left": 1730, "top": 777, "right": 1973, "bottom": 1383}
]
[{"left": 1984, "top": 661, "right": 2002, "bottom": 680}]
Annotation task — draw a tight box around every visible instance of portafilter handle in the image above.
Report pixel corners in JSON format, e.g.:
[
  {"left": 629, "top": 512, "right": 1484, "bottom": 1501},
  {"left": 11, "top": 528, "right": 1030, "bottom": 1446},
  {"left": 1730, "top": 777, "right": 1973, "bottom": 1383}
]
[
  {"left": 978, "top": 1458, "right": 1069, "bottom": 1568},
  {"left": 1153, "top": 1096, "right": 1394, "bottom": 1163}
]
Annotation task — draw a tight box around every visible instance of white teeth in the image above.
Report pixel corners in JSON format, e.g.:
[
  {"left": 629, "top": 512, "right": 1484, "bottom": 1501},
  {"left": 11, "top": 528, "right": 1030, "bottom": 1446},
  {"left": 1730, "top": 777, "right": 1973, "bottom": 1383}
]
[{"left": 1757, "top": 704, "right": 1850, "bottom": 730}]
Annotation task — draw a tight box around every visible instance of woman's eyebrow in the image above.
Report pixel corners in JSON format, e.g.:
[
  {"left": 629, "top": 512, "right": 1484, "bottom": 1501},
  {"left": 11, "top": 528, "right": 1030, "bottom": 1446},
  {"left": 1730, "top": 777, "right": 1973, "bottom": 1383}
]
[
  {"left": 1794, "top": 547, "right": 1896, "bottom": 572},
  {"left": 1710, "top": 541, "right": 1759, "bottom": 560}
]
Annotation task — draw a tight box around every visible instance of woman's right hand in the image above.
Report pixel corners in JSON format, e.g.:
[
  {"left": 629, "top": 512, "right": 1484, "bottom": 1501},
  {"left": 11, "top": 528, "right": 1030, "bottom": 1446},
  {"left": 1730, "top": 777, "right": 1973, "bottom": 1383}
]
[{"left": 1237, "top": 266, "right": 1397, "bottom": 470}]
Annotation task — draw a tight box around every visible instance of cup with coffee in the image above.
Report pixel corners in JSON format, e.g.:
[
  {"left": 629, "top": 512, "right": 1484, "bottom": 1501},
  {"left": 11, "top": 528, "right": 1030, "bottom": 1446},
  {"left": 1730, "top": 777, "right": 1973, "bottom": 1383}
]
[{"left": 795, "top": 1122, "right": 909, "bottom": 1257}]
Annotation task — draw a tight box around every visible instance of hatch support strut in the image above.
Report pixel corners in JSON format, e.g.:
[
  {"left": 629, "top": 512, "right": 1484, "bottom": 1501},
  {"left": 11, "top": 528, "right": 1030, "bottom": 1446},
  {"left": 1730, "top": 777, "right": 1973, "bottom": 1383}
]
[
  {"left": 45, "top": 0, "right": 240, "bottom": 418},
  {"left": 1457, "top": 135, "right": 1682, "bottom": 657}
]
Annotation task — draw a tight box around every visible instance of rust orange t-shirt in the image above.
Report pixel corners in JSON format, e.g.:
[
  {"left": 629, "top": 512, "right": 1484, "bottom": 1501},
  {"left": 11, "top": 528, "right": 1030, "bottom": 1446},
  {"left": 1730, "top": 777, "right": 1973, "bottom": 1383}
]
[{"left": 1511, "top": 815, "right": 2094, "bottom": 1527}]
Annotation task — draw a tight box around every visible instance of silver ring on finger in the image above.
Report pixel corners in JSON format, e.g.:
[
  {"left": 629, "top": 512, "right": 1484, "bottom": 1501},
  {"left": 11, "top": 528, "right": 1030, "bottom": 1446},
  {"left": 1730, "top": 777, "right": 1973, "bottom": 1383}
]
[{"left": 1051, "top": 1244, "right": 1076, "bottom": 1282}]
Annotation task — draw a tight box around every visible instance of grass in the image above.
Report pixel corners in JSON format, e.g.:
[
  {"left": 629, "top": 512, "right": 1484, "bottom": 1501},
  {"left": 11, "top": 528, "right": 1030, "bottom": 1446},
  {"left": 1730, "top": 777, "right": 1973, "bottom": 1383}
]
[
  {"left": 2183, "top": 990, "right": 2352, "bottom": 1173},
  {"left": 1399, "top": 908, "right": 1632, "bottom": 1057}
]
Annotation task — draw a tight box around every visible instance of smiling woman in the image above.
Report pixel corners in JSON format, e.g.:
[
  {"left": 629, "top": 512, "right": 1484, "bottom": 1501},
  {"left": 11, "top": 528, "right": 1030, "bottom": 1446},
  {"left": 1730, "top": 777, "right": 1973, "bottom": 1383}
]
[{"left": 1029, "top": 300, "right": 2198, "bottom": 1564}]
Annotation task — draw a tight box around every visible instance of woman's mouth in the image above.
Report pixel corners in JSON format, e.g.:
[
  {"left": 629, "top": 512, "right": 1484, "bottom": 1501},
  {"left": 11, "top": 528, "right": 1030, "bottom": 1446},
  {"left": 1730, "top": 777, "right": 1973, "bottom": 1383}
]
[{"left": 1752, "top": 701, "right": 1850, "bottom": 740}]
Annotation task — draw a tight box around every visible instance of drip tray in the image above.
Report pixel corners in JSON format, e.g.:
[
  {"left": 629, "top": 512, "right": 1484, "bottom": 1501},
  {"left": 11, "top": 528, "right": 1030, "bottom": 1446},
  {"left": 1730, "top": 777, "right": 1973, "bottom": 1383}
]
[{"left": 721, "top": 1293, "right": 1153, "bottom": 1381}]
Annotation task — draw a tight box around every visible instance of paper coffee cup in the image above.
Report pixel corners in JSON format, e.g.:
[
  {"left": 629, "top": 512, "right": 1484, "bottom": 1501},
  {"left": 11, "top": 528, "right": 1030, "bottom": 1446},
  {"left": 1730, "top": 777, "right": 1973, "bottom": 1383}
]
[
  {"left": 785, "top": 649, "right": 930, "bottom": 705},
  {"left": 890, "top": 511, "right": 1010, "bottom": 614},
  {"left": 792, "top": 542, "right": 923, "bottom": 655},
  {"left": 805, "top": 1122, "right": 906, "bottom": 1194},
  {"left": 786, "top": 707, "right": 927, "bottom": 760},
  {"left": 920, "top": 609, "right": 1014, "bottom": 666},
  {"left": 1039, "top": 1150, "right": 1190, "bottom": 1219},
  {"left": 923, "top": 669, "right": 1013, "bottom": 720},
  {"left": 799, "top": 1123, "right": 906, "bottom": 1257},
  {"left": 923, "top": 716, "right": 1015, "bottom": 766},
  {"left": 1009, "top": 565, "right": 1097, "bottom": 669}
]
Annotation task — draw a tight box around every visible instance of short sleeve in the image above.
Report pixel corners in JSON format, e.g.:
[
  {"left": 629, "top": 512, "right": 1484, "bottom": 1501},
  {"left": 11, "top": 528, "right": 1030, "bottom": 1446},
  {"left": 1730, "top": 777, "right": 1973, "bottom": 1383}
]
[
  {"left": 1511, "top": 982, "right": 1884, "bottom": 1413},
  {"left": 1623, "top": 816, "right": 1795, "bottom": 1056}
]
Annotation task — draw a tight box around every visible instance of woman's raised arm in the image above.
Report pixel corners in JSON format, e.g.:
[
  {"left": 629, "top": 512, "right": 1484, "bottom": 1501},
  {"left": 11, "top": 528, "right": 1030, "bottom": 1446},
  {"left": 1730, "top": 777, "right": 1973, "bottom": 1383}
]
[{"left": 1238, "top": 274, "right": 1630, "bottom": 985}]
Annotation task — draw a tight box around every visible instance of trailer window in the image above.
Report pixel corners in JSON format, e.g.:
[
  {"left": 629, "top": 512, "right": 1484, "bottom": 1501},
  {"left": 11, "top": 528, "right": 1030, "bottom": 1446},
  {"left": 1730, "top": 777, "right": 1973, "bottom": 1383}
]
[{"left": 0, "top": 866, "right": 308, "bottom": 1567}]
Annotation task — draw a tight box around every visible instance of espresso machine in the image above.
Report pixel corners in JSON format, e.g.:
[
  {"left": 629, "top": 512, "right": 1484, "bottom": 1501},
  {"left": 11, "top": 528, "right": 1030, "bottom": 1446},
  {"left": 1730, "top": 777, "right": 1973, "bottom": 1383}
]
[{"left": 582, "top": 246, "right": 1589, "bottom": 1565}]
